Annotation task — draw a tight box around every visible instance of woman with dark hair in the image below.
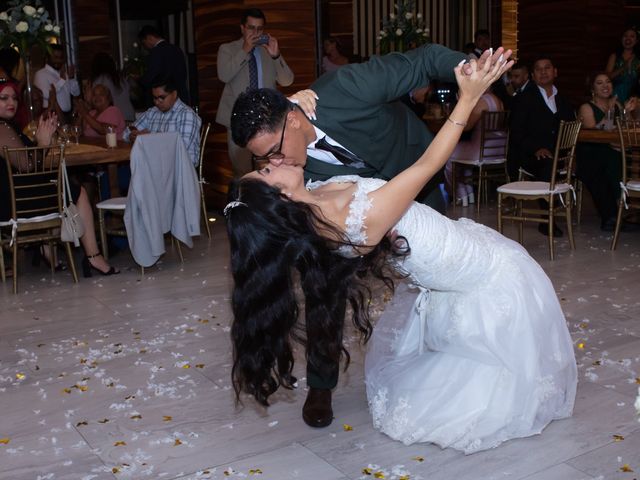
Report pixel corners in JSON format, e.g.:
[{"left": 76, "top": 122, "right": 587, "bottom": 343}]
[
  {"left": 605, "top": 28, "right": 640, "bottom": 102},
  {"left": 321, "top": 37, "right": 349, "bottom": 74},
  {"left": 577, "top": 72, "right": 637, "bottom": 230},
  {"left": 226, "top": 54, "right": 577, "bottom": 453},
  {"left": 89, "top": 52, "right": 135, "bottom": 122},
  {"left": 0, "top": 81, "right": 119, "bottom": 277}
]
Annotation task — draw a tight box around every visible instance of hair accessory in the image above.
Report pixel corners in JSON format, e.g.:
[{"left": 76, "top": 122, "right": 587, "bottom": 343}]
[{"left": 224, "top": 200, "right": 248, "bottom": 216}]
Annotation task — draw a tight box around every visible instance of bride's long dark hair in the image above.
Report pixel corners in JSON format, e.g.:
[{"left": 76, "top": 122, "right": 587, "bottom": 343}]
[{"left": 226, "top": 178, "right": 407, "bottom": 406}]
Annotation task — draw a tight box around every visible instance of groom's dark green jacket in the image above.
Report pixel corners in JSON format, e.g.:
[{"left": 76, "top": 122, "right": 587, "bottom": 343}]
[{"left": 304, "top": 43, "right": 466, "bottom": 208}]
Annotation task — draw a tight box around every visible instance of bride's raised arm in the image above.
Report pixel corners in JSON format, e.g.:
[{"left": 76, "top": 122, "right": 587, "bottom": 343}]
[{"left": 363, "top": 47, "right": 513, "bottom": 243}]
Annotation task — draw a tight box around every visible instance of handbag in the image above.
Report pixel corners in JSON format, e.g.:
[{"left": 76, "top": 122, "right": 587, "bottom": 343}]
[{"left": 60, "top": 160, "right": 85, "bottom": 247}]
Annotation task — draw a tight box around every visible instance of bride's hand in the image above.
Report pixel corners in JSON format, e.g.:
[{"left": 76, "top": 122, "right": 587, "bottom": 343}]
[
  {"left": 455, "top": 47, "right": 513, "bottom": 103},
  {"left": 288, "top": 89, "right": 318, "bottom": 120}
]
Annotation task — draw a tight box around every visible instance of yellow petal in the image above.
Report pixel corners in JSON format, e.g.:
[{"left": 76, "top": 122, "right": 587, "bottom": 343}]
[
  {"left": 362, "top": 468, "right": 373, "bottom": 475},
  {"left": 15, "top": 373, "right": 25, "bottom": 380},
  {"left": 0, "top": 438, "right": 10, "bottom": 445},
  {"left": 182, "top": 364, "right": 191, "bottom": 369},
  {"left": 174, "top": 438, "right": 183, "bottom": 446},
  {"left": 163, "top": 416, "right": 172, "bottom": 422},
  {"left": 613, "top": 434, "right": 624, "bottom": 442},
  {"left": 374, "top": 472, "right": 386, "bottom": 479},
  {"left": 249, "top": 468, "right": 263, "bottom": 474},
  {"left": 343, "top": 424, "right": 353, "bottom": 431},
  {"left": 577, "top": 343, "right": 585, "bottom": 350},
  {"left": 399, "top": 476, "right": 410, "bottom": 480},
  {"left": 114, "top": 441, "right": 126, "bottom": 446},
  {"left": 620, "top": 464, "right": 634, "bottom": 472},
  {"left": 112, "top": 467, "right": 120, "bottom": 473},
  {"left": 130, "top": 415, "right": 142, "bottom": 420}
]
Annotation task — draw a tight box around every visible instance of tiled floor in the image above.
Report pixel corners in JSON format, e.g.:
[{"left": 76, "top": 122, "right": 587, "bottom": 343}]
[{"left": 1, "top": 203, "right": 639, "bottom": 480}]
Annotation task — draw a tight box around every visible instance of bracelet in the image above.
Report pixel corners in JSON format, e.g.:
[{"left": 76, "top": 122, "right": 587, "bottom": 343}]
[
  {"left": 271, "top": 53, "right": 281, "bottom": 60},
  {"left": 447, "top": 117, "right": 467, "bottom": 127}
]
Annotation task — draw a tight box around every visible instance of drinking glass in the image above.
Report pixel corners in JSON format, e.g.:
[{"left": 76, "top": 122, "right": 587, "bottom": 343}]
[{"left": 72, "top": 125, "right": 81, "bottom": 144}]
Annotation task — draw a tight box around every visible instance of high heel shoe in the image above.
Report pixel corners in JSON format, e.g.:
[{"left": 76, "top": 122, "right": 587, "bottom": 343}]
[
  {"left": 32, "top": 246, "right": 67, "bottom": 271},
  {"left": 82, "top": 253, "right": 120, "bottom": 278}
]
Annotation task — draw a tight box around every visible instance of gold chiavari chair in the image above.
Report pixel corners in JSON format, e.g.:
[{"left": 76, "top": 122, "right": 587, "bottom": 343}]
[
  {"left": 0, "top": 145, "right": 78, "bottom": 293},
  {"left": 497, "top": 120, "right": 582, "bottom": 260}
]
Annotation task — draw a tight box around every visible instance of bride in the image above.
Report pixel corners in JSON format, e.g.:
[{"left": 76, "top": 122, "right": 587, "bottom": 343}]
[{"left": 225, "top": 51, "right": 577, "bottom": 454}]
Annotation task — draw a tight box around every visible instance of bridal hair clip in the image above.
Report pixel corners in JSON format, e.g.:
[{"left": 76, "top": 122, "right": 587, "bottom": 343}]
[{"left": 224, "top": 200, "right": 248, "bottom": 216}]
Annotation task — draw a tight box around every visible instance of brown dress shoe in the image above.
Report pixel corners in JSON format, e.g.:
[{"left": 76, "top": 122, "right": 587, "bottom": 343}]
[{"left": 302, "top": 388, "right": 333, "bottom": 428}]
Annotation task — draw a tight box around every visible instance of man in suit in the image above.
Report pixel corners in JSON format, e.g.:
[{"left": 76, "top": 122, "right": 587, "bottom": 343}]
[
  {"left": 508, "top": 62, "right": 533, "bottom": 96},
  {"left": 509, "top": 57, "right": 575, "bottom": 235},
  {"left": 216, "top": 8, "right": 294, "bottom": 178},
  {"left": 138, "top": 25, "right": 190, "bottom": 106},
  {"left": 230, "top": 43, "right": 470, "bottom": 428}
]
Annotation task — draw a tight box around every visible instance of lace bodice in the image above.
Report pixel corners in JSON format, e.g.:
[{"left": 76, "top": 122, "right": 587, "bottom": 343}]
[{"left": 306, "top": 175, "right": 529, "bottom": 292}]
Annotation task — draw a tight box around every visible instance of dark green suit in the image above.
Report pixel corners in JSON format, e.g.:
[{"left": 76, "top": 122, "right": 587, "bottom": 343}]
[{"left": 303, "top": 43, "right": 466, "bottom": 390}]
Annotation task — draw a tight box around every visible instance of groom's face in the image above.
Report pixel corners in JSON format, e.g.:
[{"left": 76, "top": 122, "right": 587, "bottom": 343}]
[{"left": 246, "top": 111, "right": 308, "bottom": 169}]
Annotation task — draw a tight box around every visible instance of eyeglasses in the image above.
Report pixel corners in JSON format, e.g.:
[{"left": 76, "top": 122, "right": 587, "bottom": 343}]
[
  {"left": 153, "top": 93, "right": 170, "bottom": 102},
  {"left": 251, "top": 113, "right": 288, "bottom": 164}
]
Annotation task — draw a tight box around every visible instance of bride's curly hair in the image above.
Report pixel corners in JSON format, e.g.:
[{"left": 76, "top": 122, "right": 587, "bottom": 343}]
[{"left": 226, "top": 178, "right": 408, "bottom": 406}]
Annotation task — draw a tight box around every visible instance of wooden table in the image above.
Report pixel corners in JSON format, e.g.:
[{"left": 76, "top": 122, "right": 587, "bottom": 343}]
[
  {"left": 64, "top": 137, "right": 131, "bottom": 198},
  {"left": 577, "top": 128, "right": 619, "bottom": 144}
]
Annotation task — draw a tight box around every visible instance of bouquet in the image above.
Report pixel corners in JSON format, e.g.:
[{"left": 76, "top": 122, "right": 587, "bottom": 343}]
[
  {"left": 123, "top": 42, "right": 147, "bottom": 78},
  {"left": 378, "top": 0, "right": 430, "bottom": 54},
  {"left": 0, "top": 0, "right": 59, "bottom": 57}
]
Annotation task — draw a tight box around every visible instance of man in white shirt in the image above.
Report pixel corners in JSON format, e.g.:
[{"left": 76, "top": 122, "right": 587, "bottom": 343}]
[{"left": 33, "top": 45, "right": 80, "bottom": 117}]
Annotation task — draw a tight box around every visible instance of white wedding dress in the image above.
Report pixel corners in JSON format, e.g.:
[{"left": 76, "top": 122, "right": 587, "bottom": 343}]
[{"left": 307, "top": 176, "right": 578, "bottom": 454}]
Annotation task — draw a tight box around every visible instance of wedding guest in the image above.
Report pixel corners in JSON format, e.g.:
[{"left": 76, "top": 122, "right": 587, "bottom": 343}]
[
  {"left": 606, "top": 28, "right": 640, "bottom": 103},
  {"left": 89, "top": 52, "right": 135, "bottom": 122},
  {"left": 321, "top": 37, "right": 349, "bottom": 74},
  {"left": 33, "top": 45, "right": 80, "bottom": 119},
  {"left": 576, "top": 72, "right": 637, "bottom": 231},
  {"left": 0, "top": 81, "right": 118, "bottom": 276},
  {"left": 123, "top": 77, "right": 201, "bottom": 166},
  {"left": 77, "top": 84, "right": 126, "bottom": 139},
  {"left": 446, "top": 84, "right": 504, "bottom": 206}
]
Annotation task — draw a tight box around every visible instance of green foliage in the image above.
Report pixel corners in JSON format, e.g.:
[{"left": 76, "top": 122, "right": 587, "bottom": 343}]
[
  {"left": 378, "top": 0, "right": 430, "bottom": 54},
  {"left": 0, "top": 0, "right": 60, "bottom": 58}
]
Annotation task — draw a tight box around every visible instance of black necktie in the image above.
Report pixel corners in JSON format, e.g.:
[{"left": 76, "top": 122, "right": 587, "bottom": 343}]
[
  {"left": 315, "top": 136, "right": 365, "bottom": 168},
  {"left": 248, "top": 50, "right": 258, "bottom": 90}
]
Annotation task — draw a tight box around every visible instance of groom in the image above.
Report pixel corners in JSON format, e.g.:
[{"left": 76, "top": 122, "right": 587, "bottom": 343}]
[{"left": 230, "top": 43, "right": 485, "bottom": 428}]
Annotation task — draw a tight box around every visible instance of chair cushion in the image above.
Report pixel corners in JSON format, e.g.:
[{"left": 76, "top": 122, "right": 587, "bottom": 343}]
[
  {"left": 497, "top": 181, "right": 572, "bottom": 196},
  {"left": 452, "top": 157, "right": 507, "bottom": 166},
  {"left": 96, "top": 197, "right": 127, "bottom": 210},
  {"left": 626, "top": 180, "right": 640, "bottom": 192}
]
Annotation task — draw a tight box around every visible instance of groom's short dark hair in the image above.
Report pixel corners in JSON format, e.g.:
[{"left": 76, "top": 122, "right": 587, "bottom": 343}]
[{"left": 231, "top": 88, "right": 291, "bottom": 147}]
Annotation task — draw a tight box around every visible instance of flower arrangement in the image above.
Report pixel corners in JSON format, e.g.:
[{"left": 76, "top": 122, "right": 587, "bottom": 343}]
[
  {"left": 0, "top": 0, "right": 59, "bottom": 57},
  {"left": 378, "top": 0, "right": 430, "bottom": 54},
  {"left": 122, "top": 42, "right": 147, "bottom": 78}
]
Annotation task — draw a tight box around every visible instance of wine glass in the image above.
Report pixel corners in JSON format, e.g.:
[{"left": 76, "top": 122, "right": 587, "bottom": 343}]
[
  {"left": 72, "top": 125, "right": 81, "bottom": 144},
  {"left": 58, "top": 124, "right": 70, "bottom": 145}
]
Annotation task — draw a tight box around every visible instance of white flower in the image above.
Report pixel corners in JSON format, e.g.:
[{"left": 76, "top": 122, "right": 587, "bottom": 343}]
[
  {"left": 0, "top": 11, "right": 7, "bottom": 21},
  {"left": 395, "top": 28, "right": 403, "bottom": 36},
  {"left": 15, "top": 21, "right": 29, "bottom": 32},
  {"left": 53, "top": 25, "right": 60, "bottom": 34},
  {"left": 417, "top": 12, "right": 422, "bottom": 19},
  {"left": 22, "top": 5, "right": 36, "bottom": 16},
  {"left": 44, "top": 23, "right": 53, "bottom": 31},
  {"left": 37, "top": 7, "right": 44, "bottom": 14},
  {"left": 416, "top": 28, "right": 422, "bottom": 33},
  {"left": 133, "top": 42, "right": 138, "bottom": 48},
  {"left": 424, "top": 28, "right": 430, "bottom": 36},
  {"left": 124, "top": 55, "right": 129, "bottom": 62},
  {"left": 405, "top": 12, "right": 413, "bottom": 19},
  {"left": 389, "top": 13, "right": 396, "bottom": 20},
  {"left": 381, "top": 30, "right": 387, "bottom": 37}
]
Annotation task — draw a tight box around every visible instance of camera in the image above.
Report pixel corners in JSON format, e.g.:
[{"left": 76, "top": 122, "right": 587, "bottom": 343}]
[{"left": 256, "top": 34, "right": 269, "bottom": 45}]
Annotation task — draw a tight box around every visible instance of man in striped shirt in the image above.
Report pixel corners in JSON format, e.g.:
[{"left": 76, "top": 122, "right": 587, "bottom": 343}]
[{"left": 124, "top": 76, "right": 201, "bottom": 166}]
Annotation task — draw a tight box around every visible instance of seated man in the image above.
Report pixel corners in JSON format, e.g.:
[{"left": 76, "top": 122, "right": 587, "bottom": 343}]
[
  {"left": 123, "top": 77, "right": 201, "bottom": 166},
  {"left": 509, "top": 56, "right": 575, "bottom": 235}
]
